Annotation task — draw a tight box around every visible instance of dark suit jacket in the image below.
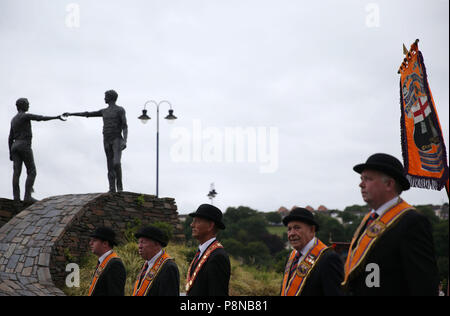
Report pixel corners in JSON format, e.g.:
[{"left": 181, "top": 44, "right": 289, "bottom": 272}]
[
  {"left": 300, "top": 249, "right": 344, "bottom": 296},
  {"left": 187, "top": 246, "right": 231, "bottom": 296},
  {"left": 144, "top": 260, "right": 180, "bottom": 296},
  {"left": 91, "top": 258, "right": 126, "bottom": 296},
  {"left": 281, "top": 247, "right": 344, "bottom": 296},
  {"left": 346, "top": 210, "right": 439, "bottom": 296}
]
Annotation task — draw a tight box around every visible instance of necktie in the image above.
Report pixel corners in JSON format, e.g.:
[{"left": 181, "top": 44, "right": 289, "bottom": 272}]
[
  {"left": 190, "top": 249, "right": 201, "bottom": 276},
  {"left": 352, "top": 212, "right": 380, "bottom": 250},
  {"left": 93, "top": 260, "right": 100, "bottom": 277},
  {"left": 288, "top": 251, "right": 301, "bottom": 279},
  {"left": 365, "top": 212, "right": 379, "bottom": 228},
  {"left": 138, "top": 261, "right": 149, "bottom": 287}
]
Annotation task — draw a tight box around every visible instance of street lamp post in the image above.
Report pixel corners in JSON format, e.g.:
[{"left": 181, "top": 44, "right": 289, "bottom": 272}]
[
  {"left": 138, "top": 100, "right": 177, "bottom": 197},
  {"left": 207, "top": 183, "right": 218, "bottom": 205}
]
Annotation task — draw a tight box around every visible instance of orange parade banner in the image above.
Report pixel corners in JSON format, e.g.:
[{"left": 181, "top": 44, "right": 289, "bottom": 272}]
[{"left": 398, "top": 40, "right": 449, "bottom": 193}]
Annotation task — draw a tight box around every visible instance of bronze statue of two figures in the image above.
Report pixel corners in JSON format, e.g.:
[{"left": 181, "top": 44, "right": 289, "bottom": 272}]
[{"left": 8, "top": 90, "right": 128, "bottom": 203}]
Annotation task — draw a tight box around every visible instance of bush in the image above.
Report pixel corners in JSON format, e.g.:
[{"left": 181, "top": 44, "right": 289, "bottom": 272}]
[
  {"left": 152, "top": 221, "right": 174, "bottom": 242},
  {"left": 123, "top": 218, "right": 142, "bottom": 243},
  {"left": 63, "top": 241, "right": 283, "bottom": 296},
  {"left": 123, "top": 219, "right": 173, "bottom": 244}
]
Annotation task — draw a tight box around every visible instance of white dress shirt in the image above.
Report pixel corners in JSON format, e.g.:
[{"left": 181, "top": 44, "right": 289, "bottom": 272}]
[
  {"left": 98, "top": 249, "right": 113, "bottom": 265},
  {"left": 372, "top": 196, "right": 401, "bottom": 217},
  {"left": 145, "top": 249, "right": 164, "bottom": 274},
  {"left": 295, "top": 237, "right": 316, "bottom": 264},
  {"left": 198, "top": 237, "right": 217, "bottom": 258}
]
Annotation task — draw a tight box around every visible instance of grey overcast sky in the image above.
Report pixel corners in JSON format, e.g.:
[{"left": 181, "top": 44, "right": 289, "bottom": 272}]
[{"left": 0, "top": 0, "right": 448, "bottom": 214}]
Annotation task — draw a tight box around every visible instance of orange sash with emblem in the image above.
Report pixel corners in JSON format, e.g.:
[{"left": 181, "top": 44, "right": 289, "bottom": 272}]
[
  {"left": 281, "top": 238, "right": 329, "bottom": 296},
  {"left": 132, "top": 251, "right": 173, "bottom": 296},
  {"left": 342, "top": 199, "right": 414, "bottom": 286},
  {"left": 185, "top": 240, "right": 224, "bottom": 294},
  {"left": 88, "top": 251, "right": 120, "bottom": 296}
]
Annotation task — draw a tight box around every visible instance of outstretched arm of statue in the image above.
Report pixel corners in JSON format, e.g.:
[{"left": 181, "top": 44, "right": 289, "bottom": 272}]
[
  {"left": 25, "top": 113, "right": 67, "bottom": 122},
  {"left": 43, "top": 115, "right": 66, "bottom": 121},
  {"left": 62, "top": 110, "right": 103, "bottom": 118}
]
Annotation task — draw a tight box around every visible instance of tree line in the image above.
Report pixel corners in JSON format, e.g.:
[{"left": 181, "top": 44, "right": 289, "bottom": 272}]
[{"left": 182, "top": 204, "right": 449, "bottom": 282}]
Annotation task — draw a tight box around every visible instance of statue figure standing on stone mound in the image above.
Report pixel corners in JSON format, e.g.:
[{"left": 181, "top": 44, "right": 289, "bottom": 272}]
[
  {"left": 9, "top": 98, "right": 66, "bottom": 203},
  {"left": 63, "top": 90, "right": 128, "bottom": 193}
]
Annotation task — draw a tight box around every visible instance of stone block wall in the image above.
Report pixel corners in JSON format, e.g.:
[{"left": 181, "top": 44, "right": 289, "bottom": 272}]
[
  {"left": 0, "top": 199, "right": 28, "bottom": 229},
  {"left": 0, "top": 192, "right": 183, "bottom": 296},
  {"left": 50, "top": 192, "right": 184, "bottom": 286}
]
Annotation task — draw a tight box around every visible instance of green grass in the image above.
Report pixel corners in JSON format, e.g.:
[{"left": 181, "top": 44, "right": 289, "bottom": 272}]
[
  {"left": 63, "top": 242, "right": 282, "bottom": 296},
  {"left": 229, "top": 257, "right": 282, "bottom": 296},
  {"left": 266, "top": 225, "right": 285, "bottom": 238}
]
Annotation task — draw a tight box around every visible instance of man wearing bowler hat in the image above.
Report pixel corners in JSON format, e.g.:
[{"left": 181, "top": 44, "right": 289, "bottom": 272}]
[
  {"left": 280, "top": 208, "right": 344, "bottom": 296},
  {"left": 133, "top": 226, "right": 180, "bottom": 296},
  {"left": 88, "top": 227, "right": 126, "bottom": 296},
  {"left": 186, "top": 204, "right": 230, "bottom": 296},
  {"left": 342, "top": 153, "right": 439, "bottom": 295}
]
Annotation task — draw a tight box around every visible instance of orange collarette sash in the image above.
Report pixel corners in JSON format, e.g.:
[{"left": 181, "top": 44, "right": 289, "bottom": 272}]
[
  {"left": 132, "top": 251, "right": 173, "bottom": 296},
  {"left": 342, "top": 199, "right": 414, "bottom": 286},
  {"left": 185, "top": 240, "right": 224, "bottom": 294},
  {"left": 88, "top": 251, "right": 120, "bottom": 296},
  {"left": 281, "top": 238, "right": 329, "bottom": 296}
]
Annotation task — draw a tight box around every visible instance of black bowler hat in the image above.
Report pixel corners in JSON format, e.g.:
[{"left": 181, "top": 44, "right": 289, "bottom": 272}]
[
  {"left": 353, "top": 153, "right": 410, "bottom": 191},
  {"left": 134, "top": 226, "right": 169, "bottom": 247},
  {"left": 90, "top": 227, "right": 118, "bottom": 246},
  {"left": 282, "top": 208, "right": 320, "bottom": 231},
  {"left": 189, "top": 204, "right": 226, "bottom": 230}
]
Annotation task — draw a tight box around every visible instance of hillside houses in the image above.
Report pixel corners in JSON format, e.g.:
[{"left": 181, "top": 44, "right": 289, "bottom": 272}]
[
  {"left": 433, "top": 203, "right": 449, "bottom": 220},
  {"left": 277, "top": 205, "right": 343, "bottom": 224}
]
